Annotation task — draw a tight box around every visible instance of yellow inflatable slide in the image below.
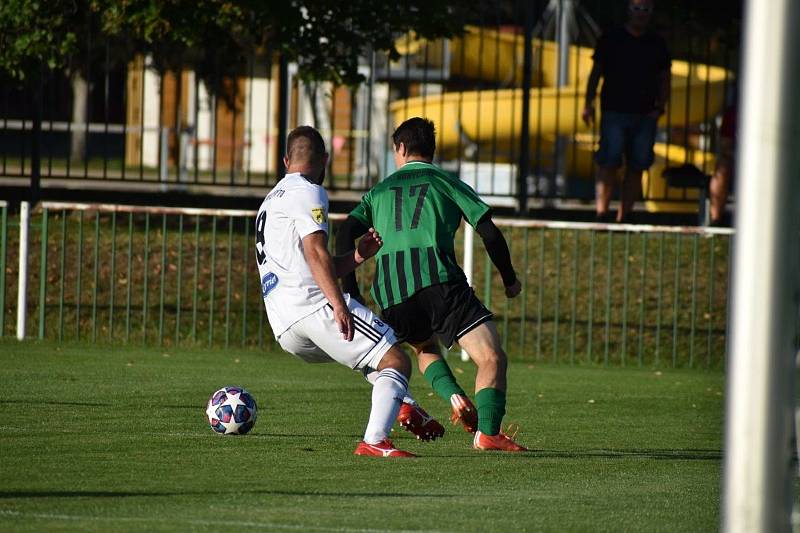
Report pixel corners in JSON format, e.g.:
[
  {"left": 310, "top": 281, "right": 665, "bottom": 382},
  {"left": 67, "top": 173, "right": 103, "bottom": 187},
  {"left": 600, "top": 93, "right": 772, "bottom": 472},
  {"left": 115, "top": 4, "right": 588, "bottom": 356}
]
[{"left": 391, "top": 26, "right": 730, "bottom": 213}]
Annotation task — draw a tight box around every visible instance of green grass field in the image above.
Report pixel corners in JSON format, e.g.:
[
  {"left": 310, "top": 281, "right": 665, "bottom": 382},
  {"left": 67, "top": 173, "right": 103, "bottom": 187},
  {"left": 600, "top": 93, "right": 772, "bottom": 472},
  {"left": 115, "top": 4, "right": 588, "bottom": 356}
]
[{"left": 0, "top": 340, "right": 725, "bottom": 531}]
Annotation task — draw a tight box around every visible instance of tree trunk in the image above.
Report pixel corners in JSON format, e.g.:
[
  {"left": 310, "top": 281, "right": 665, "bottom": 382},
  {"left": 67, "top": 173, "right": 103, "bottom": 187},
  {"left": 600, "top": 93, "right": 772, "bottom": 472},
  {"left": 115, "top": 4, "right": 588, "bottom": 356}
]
[{"left": 71, "top": 73, "right": 88, "bottom": 162}]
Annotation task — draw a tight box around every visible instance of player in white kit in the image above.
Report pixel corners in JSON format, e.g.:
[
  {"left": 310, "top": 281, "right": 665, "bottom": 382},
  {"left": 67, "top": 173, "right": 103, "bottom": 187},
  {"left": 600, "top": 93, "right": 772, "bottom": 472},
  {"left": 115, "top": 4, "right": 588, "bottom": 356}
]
[{"left": 255, "top": 126, "right": 440, "bottom": 457}]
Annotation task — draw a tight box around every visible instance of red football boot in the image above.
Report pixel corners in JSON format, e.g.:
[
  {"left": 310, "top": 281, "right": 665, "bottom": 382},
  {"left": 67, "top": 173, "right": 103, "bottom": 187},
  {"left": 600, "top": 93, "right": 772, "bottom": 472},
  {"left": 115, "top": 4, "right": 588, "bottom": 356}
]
[
  {"left": 354, "top": 439, "right": 416, "bottom": 457},
  {"left": 472, "top": 430, "right": 528, "bottom": 452},
  {"left": 396, "top": 403, "right": 445, "bottom": 441},
  {"left": 450, "top": 394, "right": 478, "bottom": 434}
]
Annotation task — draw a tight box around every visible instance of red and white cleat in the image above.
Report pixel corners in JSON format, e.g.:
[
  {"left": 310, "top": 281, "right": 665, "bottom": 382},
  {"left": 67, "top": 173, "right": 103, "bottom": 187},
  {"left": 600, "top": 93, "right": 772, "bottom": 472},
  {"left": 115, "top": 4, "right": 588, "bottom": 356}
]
[
  {"left": 449, "top": 394, "right": 478, "bottom": 434},
  {"left": 354, "top": 438, "right": 416, "bottom": 457},
  {"left": 472, "top": 430, "right": 528, "bottom": 452},
  {"left": 397, "top": 403, "right": 445, "bottom": 441}
]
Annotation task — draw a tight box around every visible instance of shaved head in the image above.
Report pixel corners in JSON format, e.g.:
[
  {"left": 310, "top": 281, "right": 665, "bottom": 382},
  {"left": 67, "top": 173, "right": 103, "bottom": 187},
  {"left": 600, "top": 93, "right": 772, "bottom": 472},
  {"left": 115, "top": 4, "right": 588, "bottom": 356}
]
[{"left": 286, "top": 126, "right": 326, "bottom": 167}]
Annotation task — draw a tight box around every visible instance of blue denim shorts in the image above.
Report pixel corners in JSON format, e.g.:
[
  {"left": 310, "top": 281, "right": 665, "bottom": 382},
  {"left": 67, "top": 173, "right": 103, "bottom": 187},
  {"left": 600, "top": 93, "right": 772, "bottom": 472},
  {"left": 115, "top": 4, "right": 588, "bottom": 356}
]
[{"left": 595, "top": 111, "right": 658, "bottom": 170}]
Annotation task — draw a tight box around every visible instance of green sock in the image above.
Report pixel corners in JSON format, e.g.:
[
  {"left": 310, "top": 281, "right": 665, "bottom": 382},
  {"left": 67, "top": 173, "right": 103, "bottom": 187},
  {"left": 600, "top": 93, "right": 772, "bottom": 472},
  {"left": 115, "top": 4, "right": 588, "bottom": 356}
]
[
  {"left": 475, "top": 388, "right": 506, "bottom": 435},
  {"left": 423, "top": 359, "right": 466, "bottom": 403}
]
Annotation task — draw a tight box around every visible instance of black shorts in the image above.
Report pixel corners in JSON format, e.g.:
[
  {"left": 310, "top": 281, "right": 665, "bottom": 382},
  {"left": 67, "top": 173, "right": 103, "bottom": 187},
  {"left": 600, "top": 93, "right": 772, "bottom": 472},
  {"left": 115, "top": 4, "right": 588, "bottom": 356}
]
[{"left": 381, "top": 280, "right": 494, "bottom": 348}]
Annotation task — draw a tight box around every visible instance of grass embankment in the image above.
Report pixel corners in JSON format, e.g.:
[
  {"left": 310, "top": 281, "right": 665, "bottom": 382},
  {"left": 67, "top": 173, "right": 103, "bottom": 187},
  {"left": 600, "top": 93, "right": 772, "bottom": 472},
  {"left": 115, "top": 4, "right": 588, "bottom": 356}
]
[{"left": 4, "top": 210, "right": 730, "bottom": 367}]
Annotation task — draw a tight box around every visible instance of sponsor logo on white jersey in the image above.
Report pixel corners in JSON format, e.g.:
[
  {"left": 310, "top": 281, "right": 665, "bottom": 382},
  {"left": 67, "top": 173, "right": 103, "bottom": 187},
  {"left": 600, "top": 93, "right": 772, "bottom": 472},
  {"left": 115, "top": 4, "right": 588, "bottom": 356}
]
[{"left": 261, "top": 272, "right": 279, "bottom": 297}]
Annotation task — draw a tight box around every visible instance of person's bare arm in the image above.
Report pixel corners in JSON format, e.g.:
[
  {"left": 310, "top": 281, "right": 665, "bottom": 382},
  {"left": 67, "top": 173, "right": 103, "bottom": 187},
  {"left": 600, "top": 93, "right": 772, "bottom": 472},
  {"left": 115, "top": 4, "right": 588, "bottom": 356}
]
[
  {"left": 715, "top": 136, "right": 735, "bottom": 174},
  {"left": 302, "top": 231, "right": 353, "bottom": 341},
  {"left": 582, "top": 63, "right": 602, "bottom": 126}
]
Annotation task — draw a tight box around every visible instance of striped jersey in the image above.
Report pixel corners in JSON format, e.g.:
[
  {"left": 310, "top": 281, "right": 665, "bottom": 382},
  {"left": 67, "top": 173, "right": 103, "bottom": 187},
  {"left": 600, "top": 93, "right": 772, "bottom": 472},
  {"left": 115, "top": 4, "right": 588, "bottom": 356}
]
[{"left": 349, "top": 161, "right": 490, "bottom": 310}]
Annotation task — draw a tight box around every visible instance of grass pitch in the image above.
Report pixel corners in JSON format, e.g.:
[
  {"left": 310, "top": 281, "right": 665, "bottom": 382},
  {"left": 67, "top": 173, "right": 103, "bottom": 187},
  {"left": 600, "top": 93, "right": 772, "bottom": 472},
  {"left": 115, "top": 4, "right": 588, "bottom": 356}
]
[{"left": 0, "top": 340, "right": 724, "bottom": 531}]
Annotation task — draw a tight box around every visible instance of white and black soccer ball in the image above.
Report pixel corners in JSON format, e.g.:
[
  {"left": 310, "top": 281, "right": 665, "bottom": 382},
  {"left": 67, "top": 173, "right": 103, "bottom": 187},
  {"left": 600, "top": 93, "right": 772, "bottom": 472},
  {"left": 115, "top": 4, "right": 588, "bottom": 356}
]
[{"left": 205, "top": 386, "right": 258, "bottom": 435}]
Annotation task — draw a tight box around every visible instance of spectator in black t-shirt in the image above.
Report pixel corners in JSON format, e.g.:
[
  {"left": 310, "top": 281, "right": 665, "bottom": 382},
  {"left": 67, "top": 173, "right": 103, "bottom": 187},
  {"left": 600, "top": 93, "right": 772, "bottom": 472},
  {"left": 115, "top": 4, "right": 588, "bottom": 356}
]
[{"left": 582, "top": 0, "right": 671, "bottom": 223}]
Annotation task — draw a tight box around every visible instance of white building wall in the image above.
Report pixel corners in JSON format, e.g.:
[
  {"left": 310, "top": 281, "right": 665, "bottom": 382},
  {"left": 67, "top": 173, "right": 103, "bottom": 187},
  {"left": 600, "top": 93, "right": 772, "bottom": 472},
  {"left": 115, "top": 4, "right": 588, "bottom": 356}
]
[
  {"left": 195, "top": 81, "right": 214, "bottom": 171},
  {"left": 141, "top": 63, "right": 161, "bottom": 168},
  {"left": 245, "top": 77, "right": 277, "bottom": 174}
]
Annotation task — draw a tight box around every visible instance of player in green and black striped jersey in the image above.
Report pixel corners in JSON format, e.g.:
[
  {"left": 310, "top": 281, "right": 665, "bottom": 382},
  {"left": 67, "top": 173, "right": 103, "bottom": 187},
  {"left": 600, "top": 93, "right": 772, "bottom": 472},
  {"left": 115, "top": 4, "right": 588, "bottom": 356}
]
[
  {"left": 348, "top": 159, "right": 489, "bottom": 310},
  {"left": 338, "top": 117, "right": 527, "bottom": 452}
]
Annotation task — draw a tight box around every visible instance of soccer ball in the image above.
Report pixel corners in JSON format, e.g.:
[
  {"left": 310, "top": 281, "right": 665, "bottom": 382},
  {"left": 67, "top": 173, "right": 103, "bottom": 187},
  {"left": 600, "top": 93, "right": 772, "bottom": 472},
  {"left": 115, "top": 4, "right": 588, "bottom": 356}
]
[{"left": 205, "top": 386, "right": 258, "bottom": 435}]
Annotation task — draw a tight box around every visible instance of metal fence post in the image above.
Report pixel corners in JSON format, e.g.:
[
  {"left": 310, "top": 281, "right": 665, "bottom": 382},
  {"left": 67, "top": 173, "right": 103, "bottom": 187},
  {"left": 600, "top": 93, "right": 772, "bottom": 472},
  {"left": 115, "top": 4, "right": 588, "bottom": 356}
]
[
  {"left": 17, "top": 202, "right": 29, "bottom": 340},
  {"left": 30, "top": 76, "right": 42, "bottom": 205},
  {"left": 0, "top": 202, "right": 7, "bottom": 336},
  {"left": 38, "top": 208, "right": 48, "bottom": 340},
  {"left": 277, "top": 55, "right": 289, "bottom": 178},
  {"left": 159, "top": 126, "right": 169, "bottom": 184},
  {"left": 461, "top": 224, "right": 475, "bottom": 361},
  {"left": 516, "top": 0, "right": 534, "bottom": 214}
]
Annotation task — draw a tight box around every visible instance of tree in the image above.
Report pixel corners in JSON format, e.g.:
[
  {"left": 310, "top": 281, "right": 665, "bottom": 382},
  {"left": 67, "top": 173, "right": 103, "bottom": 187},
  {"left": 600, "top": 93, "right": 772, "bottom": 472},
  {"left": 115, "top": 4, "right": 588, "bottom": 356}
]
[
  {"left": 0, "top": 0, "right": 83, "bottom": 81},
  {"left": 0, "top": 0, "right": 471, "bottom": 86},
  {"left": 1, "top": 0, "right": 472, "bottom": 169},
  {"left": 2, "top": 2, "right": 98, "bottom": 163}
]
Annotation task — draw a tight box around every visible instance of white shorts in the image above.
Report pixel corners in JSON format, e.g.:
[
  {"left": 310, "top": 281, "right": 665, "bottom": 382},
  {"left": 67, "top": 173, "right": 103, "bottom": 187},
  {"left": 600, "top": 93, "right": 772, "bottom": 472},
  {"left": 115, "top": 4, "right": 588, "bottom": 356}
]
[{"left": 277, "top": 296, "right": 397, "bottom": 371}]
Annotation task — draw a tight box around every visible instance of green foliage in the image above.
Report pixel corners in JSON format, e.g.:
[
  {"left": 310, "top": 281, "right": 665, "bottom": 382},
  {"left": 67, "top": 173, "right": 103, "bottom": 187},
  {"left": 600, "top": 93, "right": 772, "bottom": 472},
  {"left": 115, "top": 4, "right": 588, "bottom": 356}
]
[
  {"left": 0, "top": 0, "right": 84, "bottom": 80},
  {"left": 272, "top": 1, "right": 470, "bottom": 85},
  {"left": 92, "top": 0, "right": 255, "bottom": 83},
  {"left": 0, "top": 0, "right": 469, "bottom": 86}
]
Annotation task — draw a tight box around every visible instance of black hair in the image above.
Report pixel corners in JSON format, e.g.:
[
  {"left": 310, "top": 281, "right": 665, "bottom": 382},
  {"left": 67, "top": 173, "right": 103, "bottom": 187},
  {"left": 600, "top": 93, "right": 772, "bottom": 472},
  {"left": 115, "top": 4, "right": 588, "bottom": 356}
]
[{"left": 392, "top": 117, "right": 436, "bottom": 159}]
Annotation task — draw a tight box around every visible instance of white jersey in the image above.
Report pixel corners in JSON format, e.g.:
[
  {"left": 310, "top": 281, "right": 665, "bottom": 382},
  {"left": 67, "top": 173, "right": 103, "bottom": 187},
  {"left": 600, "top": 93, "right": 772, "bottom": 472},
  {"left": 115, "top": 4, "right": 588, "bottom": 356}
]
[{"left": 255, "top": 173, "right": 330, "bottom": 336}]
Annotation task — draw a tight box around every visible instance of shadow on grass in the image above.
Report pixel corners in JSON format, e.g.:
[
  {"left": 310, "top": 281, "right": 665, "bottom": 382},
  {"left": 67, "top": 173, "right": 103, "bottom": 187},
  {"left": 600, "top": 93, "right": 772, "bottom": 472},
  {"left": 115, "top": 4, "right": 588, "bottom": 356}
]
[
  {"left": 262, "top": 432, "right": 363, "bottom": 438},
  {"left": 7, "top": 401, "right": 114, "bottom": 407},
  {"left": 501, "top": 448, "right": 721, "bottom": 460},
  {"left": 0, "top": 489, "right": 454, "bottom": 499},
  {"left": 210, "top": 435, "right": 724, "bottom": 460}
]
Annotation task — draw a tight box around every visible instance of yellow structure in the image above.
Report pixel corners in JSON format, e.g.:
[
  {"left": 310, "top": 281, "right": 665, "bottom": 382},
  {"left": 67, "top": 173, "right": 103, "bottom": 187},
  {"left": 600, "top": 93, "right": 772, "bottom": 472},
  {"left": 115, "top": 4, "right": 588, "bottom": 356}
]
[{"left": 390, "top": 27, "right": 730, "bottom": 213}]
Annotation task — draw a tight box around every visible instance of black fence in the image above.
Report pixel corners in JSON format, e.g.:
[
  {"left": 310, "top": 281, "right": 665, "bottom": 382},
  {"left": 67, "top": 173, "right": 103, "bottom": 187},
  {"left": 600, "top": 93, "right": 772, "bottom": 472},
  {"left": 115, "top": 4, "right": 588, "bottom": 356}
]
[{"left": 0, "top": 1, "right": 740, "bottom": 217}]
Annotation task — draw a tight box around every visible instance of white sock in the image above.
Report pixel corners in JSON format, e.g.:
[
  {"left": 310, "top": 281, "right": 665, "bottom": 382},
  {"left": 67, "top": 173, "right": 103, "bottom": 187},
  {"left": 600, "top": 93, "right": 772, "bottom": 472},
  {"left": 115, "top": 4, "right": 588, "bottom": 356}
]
[
  {"left": 363, "top": 368, "right": 409, "bottom": 444},
  {"left": 363, "top": 367, "right": 415, "bottom": 405}
]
